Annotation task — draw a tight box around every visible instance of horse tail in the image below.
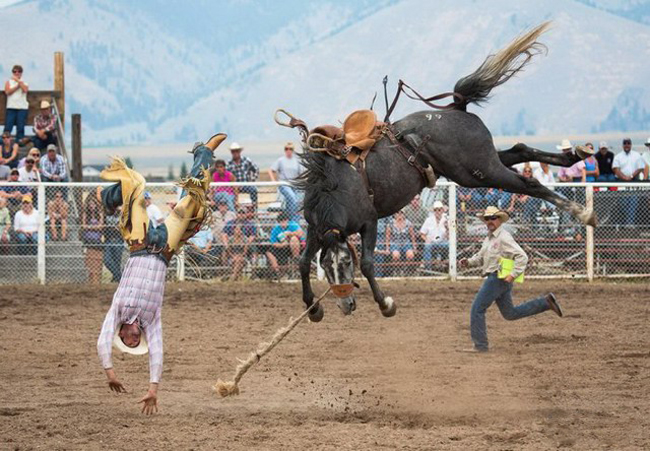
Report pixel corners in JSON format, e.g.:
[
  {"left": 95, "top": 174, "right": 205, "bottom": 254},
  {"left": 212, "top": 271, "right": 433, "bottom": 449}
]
[{"left": 453, "top": 21, "right": 550, "bottom": 109}]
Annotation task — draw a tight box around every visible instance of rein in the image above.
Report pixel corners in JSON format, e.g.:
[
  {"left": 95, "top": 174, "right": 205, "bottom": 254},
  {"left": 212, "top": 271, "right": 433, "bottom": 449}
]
[{"left": 384, "top": 79, "right": 465, "bottom": 123}]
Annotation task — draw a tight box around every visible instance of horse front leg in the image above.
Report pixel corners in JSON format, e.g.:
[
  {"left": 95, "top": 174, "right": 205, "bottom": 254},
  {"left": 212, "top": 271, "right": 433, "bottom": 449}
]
[
  {"left": 360, "top": 222, "right": 396, "bottom": 318},
  {"left": 299, "top": 229, "right": 324, "bottom": 322},
  {"left": 497, "top": 143, "right": 582, "bottom": 168}
]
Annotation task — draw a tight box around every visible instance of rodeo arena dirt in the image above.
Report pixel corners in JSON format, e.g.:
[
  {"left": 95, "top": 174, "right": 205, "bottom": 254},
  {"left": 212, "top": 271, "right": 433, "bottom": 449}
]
[{"left": 2, "top": 21, "right": 650, "bottom": 451}]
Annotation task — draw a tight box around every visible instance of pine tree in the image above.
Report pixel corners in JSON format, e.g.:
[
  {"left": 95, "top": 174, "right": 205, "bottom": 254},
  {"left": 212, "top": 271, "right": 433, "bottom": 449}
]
[
  {"left": 180, "top": 161, "right": 188, "bottom": 179},
  {"left": 124, "top": 157, "right": 134, "bottom": 169},
  {"left": 167, "top": 164, "right": 175, "bottom": 181}
]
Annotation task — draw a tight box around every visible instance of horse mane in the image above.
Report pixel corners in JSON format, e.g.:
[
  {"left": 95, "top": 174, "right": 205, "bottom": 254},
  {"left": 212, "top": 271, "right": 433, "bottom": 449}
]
[{"left": 294, "top": 150, "right": 348, "bottom": 241}]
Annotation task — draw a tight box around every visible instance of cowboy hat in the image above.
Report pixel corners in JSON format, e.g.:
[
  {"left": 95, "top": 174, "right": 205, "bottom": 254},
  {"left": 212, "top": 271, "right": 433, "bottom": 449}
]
[
  {"left": 431, "top": 200, "right": 445, "bottom": 210},
  {"left": 113, "top": 326, "right": 148, "bottom": 355},
  {"left": 39, "top": 100, "right": 51, "bottom": 109},
  {"left": 229, "top": 142, "right": 243, "bottom": 151},
  {"left": 477, "top": 206, "right": 509, "bottom": 222},
  {"left": 556, "top": 139, "right": 572, "bottom": 151},
  {"left": 645, "top": 137, "right": 650, "bottom": 147}
]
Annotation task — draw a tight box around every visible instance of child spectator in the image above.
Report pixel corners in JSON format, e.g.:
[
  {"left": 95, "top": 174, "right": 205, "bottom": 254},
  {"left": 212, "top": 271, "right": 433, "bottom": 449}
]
[
  {"left": 13, "top": 194, "right": 38, "bottom": 254},
  {"left": 81, "top": 194, "right": 104, "bottom": 284},
  {"left": 265, "top": 211, "right": 304, "bottom": 279},
  {"left": 581, "top": 143, "right": 599, "bottom": 182},
  {"left": 221, "top": 207, "right": 257, "bottom": 281},
  {"left": 1, "top": 131, "right": 19, "bottom": 169},
  {"left": 32, "top": 100, "right": 57, "bottom": 151},
  {"left": 3, "top": 65, "right": 29, "bottom": 142},
  {"left": 212, "top": 159, "right": 237, "bottom": 211},
  {"left": 47, "top": 190, "right": 69, "bottom": 241}
]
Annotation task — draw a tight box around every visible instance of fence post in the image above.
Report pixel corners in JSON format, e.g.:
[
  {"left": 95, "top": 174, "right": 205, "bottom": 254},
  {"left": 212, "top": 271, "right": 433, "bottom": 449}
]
[
  {"left": 177, "top": 248, "right": 185, "bottom": 281},
  {"left": 448, "top": 184, "right": 457, "bottom": 281},
  {"left": 37, "top": 184, "right": 46, "bottom": 284},
  {"left": 586, "top": 185, "right": 594, "bottom": 282}
]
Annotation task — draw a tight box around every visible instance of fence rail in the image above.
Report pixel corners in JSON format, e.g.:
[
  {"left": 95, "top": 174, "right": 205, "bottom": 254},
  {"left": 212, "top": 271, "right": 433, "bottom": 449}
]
[{"left": 0, "top": 181, "right": 648, "bottom": 284}]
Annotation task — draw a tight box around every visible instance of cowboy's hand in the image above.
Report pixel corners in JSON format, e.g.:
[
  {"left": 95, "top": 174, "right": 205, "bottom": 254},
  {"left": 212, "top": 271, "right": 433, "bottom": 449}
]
[
  {"left": 108, "top": 378, "right": 127, "bottom": 393},
  {"left": 139, "top": 390, "right": 158, "bottom": 415},
  {"left": 504, "top": 275, "right": 515, "bottom": 284}
]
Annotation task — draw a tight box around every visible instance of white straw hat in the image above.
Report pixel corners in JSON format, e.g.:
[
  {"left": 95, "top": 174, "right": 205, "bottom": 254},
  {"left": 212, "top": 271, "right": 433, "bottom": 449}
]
[
  {"left": 229, "top": 142, "right": 243, "bottom": 151},
  {"left": 477, "top": 205, "right": 509, "bottom": 223},
  {"left": 556, "top": 139, "right": 572, "bottom": 151},
  {"left": 112, "top": 326, "right": 148, "bottom": 355}
]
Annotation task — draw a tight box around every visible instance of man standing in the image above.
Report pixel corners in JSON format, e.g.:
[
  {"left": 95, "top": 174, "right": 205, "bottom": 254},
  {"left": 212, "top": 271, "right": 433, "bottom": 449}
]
[
  {"left": 226, "top": 142, "right": 259, "bottom": 209},
  {"left": 595, "top": 141, "right": 615, "bottom": 182},
  {"left": 144, "top": 192, "right": 164, "bottom": 227},
  {"left": 268, "top": 142, "right": 303, "bottom": 220},
  {"left": 644, "top": 137, "right": 650, "bottom": 180},
  {"left": 459, "top": 206, "right": 563, "bottom": 353},
  {"left": 40, "top": 144, "right": 68, "bottom": 182},
  {"left": 32, "top": 100, "right": 57, "bottom": 151},
  {"left": 97, "top": 133, "right": 226, "bottom": 414},
  {"left": 612, "top": 138, "right": 646, "bottom": 225}
]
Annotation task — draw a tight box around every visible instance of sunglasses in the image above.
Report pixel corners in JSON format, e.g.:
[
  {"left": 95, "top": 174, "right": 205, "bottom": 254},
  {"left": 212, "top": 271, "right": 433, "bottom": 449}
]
[
  {"left": 12, "top": 70, "right": 22, "bottom": 74},
  {"left": 484, "top": 215, "right": 499, "bottom": 221}
]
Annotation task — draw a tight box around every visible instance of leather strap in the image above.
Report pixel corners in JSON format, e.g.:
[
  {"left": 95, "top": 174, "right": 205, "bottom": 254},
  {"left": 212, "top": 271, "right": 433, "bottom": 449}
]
[
  {"left": 384, "top": 79, "right": 465, "bottom": 123},
  {"left": 384, "top": 125, "right": 429, "bottom": 183}
]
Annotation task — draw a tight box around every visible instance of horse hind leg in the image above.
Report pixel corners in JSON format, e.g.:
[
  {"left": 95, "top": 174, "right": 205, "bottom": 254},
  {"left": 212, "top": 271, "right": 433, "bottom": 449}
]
[{"left": 497, "top": 143, "right": 582, "bottom": 168}]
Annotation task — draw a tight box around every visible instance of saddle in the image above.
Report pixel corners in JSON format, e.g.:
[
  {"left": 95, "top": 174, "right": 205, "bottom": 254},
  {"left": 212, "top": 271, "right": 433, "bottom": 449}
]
[{"left": 308, "top": 109, "right": 385, "bottom": 165}]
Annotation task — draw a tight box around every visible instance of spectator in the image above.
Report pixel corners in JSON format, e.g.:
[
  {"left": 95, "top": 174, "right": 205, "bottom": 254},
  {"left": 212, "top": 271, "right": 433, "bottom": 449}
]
[
  {"left": 613, "top": 138, "right": 645, "bottom": 182},
  {"left": 18, "top": 156, "right": 40, "bottom": 182},
  {"left": 420, "top": 201, "right": 449, "bottom": 270},
  {"left": 1, "top": 131, "right": 19, "bottom": 168},
  {"left": 187, "top": 224, "right": 216, "bottom": 273},
  {"left": 556, "top": 140, "right": 581, "bottom": 230},
  {"left": 13, "top": 194, "right": 38, "bottom": 254},
  {"left": 3, "top": 65, "right": 29, "bottom": 142},
  {"left": 0, "top": 168, "right": 30, "bottom": 212},
  {"left": 143, "top": 192, "right": 164, "bottom": 227},
  {"left": 210, "top": 200, "right": 235, "bottom": 263},
  {"left": 32, "top": 100, "right": 57, "bottom": 151},
  {"left": 81, "top": 194, "right": 104, "bottom": 284},
  {"left": 47, "top": 190, "right": 68, "bottom": 241},
  {"left": 581, "top": 143, "right": 599, "bottom": 182},
  {"left": 402, "top": 194, "right": 428, "bottom": 227},
  {"left": 103, "top": 207, "right": 124, "bottom": 283},
  {"left": 0, "top": 197, "right": 10, "bottom": 252},
  {"left": 613, "top": 138, "right": 646, "bottom": 225},
  {"left": 226, "top": 142, "right": 259, "bottom": 209},
  {"left": 268, "top": 142, "right": 304, "bottom": 220},
  {"left": 265, "top": 211, "right": 304, "bottom": 280},
  {"left": 0, "top": 164, "right": 10, "bottom": 181},
  {"left": 221, "top": 207, "right": 257, "bottom": 281},
  {"left": 507, "top": 165, "right": 541, "bottom": 224},
  {"left": 533, "top": 162, "right": 556, "bottom": 212},
  {"left": 17, "top": 147, "right": 41, "bottom": 169},
  {"left": 595, "top": 141, "right": 616, "bottom": 182},
  {"left": 40, "top": 144, "right": 68, "bottom": 182},
  {"left": 385, "top": 210, "right": 417, "bottom": 274},
  {"left": 643, "top": 138, "right": 650, "bottom": 180},
  {"left": 211, "top": 159, "right": 236, "bottom": 211},
  {"left": 374, "top": 217, "right": 391, "bottom": 277}
]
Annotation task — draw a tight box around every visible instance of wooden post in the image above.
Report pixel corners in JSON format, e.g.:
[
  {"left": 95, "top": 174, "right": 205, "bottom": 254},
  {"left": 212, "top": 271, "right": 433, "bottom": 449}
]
[
  {"left": 54, "top": 52, "right": 65, "bottom": 130},
  {"left": 71, "top": 114, "right": 82, "bottom": 182},
  {"left": 448, "top": 184, "right": 458, "bottom": 281},
  {"left": 586, "top": 185, "right": 594, "bottom": 282}
]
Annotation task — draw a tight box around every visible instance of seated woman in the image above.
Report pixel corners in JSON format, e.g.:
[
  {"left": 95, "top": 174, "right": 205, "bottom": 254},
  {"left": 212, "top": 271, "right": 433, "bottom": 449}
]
[
  {"left": 508, "top": 165, "right": 541, "bottom": 224},
  {"left": 385, "top": 210, "right": 417, "bottom": 275},
  {"left": 47, "top": 190, "right": 69, "bottom": 241}
]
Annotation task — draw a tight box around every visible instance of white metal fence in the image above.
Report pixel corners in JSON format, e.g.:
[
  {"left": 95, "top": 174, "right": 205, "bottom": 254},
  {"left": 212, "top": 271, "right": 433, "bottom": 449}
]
[{"left": 0, "top": 181, "right": 648, "bottom": 284}]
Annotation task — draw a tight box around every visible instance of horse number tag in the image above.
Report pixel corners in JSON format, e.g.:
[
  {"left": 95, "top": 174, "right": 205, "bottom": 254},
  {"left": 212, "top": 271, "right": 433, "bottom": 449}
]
[{"left": 426, "top": 114, "right": 433, "bottom": 121}]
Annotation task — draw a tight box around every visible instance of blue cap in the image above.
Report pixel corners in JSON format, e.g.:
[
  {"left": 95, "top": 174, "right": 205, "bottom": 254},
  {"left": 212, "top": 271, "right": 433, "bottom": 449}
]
[{"left": 144, "top": 192, "right": 152, "bottom": 199}]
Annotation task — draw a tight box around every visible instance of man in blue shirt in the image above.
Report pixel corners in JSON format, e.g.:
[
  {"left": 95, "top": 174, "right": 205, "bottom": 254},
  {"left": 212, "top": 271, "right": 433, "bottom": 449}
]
[{"left": 265, "top": 211, "right": 304, "bottom": 279}]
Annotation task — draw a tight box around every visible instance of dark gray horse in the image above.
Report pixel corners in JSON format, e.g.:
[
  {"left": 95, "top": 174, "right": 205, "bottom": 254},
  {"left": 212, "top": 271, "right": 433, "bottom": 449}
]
[{"left": 288, "top": 22, "right": 595, "bottom": 321}]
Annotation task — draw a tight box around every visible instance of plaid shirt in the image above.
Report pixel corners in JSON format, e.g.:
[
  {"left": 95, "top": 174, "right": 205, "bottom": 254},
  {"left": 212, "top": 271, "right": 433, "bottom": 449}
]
[
  {"left": 40, "top": 154, "right": 66, "bottom": 179},
  {"left": 226, "top": 156, "right": 259, "bottom": 182},
  {"left": 33, "top": 113, "right": 55, "bottom": 132},
  {"left": 97, "top": 255, "right": 167, "bottom": 383}
]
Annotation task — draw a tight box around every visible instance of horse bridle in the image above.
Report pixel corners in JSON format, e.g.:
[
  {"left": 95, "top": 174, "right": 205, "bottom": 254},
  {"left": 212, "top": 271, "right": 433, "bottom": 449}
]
[{"left": 323, "top": 229, "right": 360, "bottom": 298}]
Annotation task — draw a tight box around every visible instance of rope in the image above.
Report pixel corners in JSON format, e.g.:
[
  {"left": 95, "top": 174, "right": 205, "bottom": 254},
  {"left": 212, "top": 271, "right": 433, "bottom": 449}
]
[{"left": 214, "top": 287, "right": 332, "bottom": 397}]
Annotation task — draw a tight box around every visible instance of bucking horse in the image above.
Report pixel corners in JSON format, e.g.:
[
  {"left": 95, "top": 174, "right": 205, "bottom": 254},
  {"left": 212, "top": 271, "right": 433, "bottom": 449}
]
[{"left": 276, "top": 22, "right": 596, "bottom": 322}]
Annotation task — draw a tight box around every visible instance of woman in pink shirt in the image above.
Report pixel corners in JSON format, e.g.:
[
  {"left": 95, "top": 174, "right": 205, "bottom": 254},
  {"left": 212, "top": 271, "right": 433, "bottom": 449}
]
[{"left": 212, "top": 159, "right": 237, "bottom": 211}]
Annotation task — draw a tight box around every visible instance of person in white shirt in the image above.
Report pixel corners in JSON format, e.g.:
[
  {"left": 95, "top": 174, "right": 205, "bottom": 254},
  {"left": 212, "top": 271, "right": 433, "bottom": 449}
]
[
  {"left": 14, "top": 194, "right": 39, "bottom": 253},
  {"left": 144, "top": 192, "right": 164, "bottom": 227},
  {"left": 17, "top": 157, "right": 40, "bottom": 182},
  {"left": 419, "top": 200, "right": 449, "bottom": 270},
  {"left": 3, "top": 65, "right": 29, "bottom": 142},
  {"left": 642, "top": 137, "right": 650, "bottom": 180},
  {"left": 533, "top": 162, "right": 556, "bottom": 211},
  {"left": 613, "top": 138, "right": 645, "bottom": 181},
  {"left": 268, "top": 142, "right": 304, "bottom": 221}
]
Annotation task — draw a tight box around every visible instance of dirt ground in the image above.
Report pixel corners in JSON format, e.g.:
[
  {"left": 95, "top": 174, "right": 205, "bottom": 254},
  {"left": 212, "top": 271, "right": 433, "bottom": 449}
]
[{"left": 0, "top": 279, "right": 648, "bottom": 450}]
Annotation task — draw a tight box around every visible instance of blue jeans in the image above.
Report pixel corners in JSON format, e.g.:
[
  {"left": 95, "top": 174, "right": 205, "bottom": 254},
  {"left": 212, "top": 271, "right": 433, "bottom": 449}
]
[
  {"left": 103, "top": 243, "right": 124, "bottom": 282},
  {"left": 423, "top": 242, "right": 448, "bottom": 268},
  {"left": 621, "top": 194, "right": 639, "bottom": 225},
  {"left": 213, "top": 191, "right": 236, "bottom": 211},
  {"left": 33, "top": 132, "right": 57, "bottom": 151},
  {"left": 15, "top": 232, "right": 38, "bottom": 255},
  {"left": 279, "top": 185, "right": 300, "bottom": 220},
  {"left": 4, "top": 108, "right": 28, "bottom": 141},
  {"left": 522, "top": 197, "right": 541, "bottom": 224},
  {"left": 596, "top": 173, "right": 616, "bottom": 182},
  {"left": 239, "top": 185, "right": 258, "bottom": 207},
  {"left": 470, "top": 272, "right": 550, "bottom": 351}
]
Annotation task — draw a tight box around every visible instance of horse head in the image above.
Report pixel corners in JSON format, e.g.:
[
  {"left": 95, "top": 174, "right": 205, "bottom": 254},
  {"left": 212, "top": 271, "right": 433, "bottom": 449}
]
[{"left": 320, "top": 229, "right": 358, "bottom": 315}]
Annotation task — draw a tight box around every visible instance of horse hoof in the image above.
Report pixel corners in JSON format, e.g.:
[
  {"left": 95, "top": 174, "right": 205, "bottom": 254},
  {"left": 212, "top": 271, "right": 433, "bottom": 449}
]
[
  {"left": 380, "top": 296, "right": 397, "bottom": 318},
  {"left": 308, "top": 303, "right": 324, "bottom": 323},
  {"left": 580, "top": 208, "right": 598, "bottom": 227},
  {"left": 336, "top": 296, "right": 356, "bottom": 315}
]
